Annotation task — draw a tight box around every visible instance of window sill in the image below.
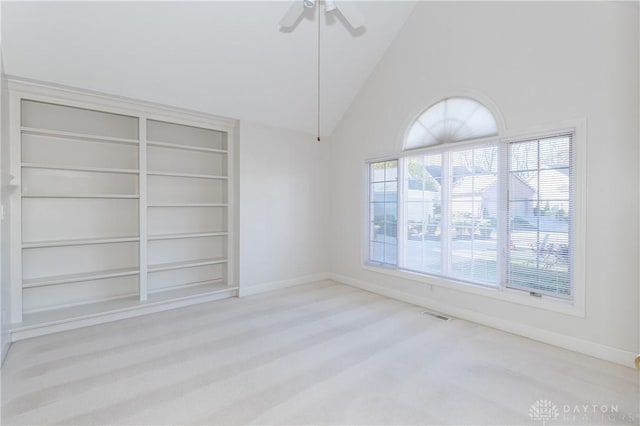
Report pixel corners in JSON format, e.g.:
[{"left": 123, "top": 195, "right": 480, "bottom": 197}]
[{"left": 362, "top": 263, "right": 585, "bottom": 317}]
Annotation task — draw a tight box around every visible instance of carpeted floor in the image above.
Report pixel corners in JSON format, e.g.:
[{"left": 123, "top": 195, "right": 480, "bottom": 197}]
[{"left": 1, "top": 280, "right": 638, "bottom": 425}]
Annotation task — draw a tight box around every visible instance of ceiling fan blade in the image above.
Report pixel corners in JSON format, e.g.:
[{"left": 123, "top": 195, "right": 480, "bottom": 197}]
[
  {"left": 279, "top": 1, "right": 305, "bottom": 29},
  {"left": 334, "top": 1, "right": 365, "bottom": 29}
]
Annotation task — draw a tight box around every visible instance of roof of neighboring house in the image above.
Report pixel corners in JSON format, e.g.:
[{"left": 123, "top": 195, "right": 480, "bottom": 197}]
[
  {"left": 524, "top": 167, "right": 570, "bottom": 200},
  {"left": 380, "top": 164, "right": 567, "bottom": 201},
  {"left": 451, "top": 174, "right": 498, "bottom": 196}
]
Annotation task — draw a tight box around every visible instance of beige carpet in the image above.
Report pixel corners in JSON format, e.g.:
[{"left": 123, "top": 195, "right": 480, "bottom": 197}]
[{"left": 1, "top": 280, "right": 638, "bottom": 425}]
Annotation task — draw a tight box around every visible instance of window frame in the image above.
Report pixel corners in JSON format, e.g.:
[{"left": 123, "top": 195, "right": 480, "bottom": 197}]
[
  {"left": 363, "top": 120, "right": 586, "bottom": 317},
  {"left": 367, "top": 160, "right": 400, "bottom": 267}
]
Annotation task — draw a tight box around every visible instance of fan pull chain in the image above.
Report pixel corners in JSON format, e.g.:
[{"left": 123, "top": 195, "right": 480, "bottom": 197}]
[{"left": 316, "top": 5, "right": 321, "bottom": 142}]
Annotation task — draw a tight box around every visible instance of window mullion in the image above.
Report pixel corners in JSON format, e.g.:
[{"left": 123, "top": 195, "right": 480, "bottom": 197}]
[
  {"left": 397, "top": 158, "right": 407, "bottom": 268},
  {"left": 441, "top": 151, "right": 451, "bottom": 275},
  {"left": 497, "top": 142, "right": 509, "bottom": 288}
]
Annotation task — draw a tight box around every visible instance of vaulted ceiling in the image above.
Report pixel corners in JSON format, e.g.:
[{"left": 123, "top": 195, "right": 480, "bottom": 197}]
[{"left": 1, "top": 1, "right": 416, "bottom": 136}]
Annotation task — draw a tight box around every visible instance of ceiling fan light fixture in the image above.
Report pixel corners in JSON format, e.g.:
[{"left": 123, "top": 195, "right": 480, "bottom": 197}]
[
  {"left": 324, "top": 0, "right": 337, "bottom": 12},
  {"left": 303, "top": 0, "right": 315, "bottom": 8}
]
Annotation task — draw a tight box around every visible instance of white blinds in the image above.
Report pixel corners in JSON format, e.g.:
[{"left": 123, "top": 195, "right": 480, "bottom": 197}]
[
  {"left": 369, "top": 160, "right": 399, "bottom": 266},
  {"left": 405, "top": 98, "right": 498, "bottom": 150},
  {"left": 401, "top": 146, "right": 499, "bottom": 285},
  {"left": 506, "top": 134, "right": 573, "bottom": 298},
  {"left": 368, "top": 131, "right": 575, "bottom": 301}
]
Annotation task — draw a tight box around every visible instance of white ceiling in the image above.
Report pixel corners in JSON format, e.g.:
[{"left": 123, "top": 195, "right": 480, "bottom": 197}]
[{"left": 1, "top": 1, "right": 416, "bottom": 136}]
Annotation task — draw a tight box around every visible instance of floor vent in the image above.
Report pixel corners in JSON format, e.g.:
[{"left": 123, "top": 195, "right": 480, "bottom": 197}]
[{"left": 422, "top": 310, "right": 451, "bottom": 321}]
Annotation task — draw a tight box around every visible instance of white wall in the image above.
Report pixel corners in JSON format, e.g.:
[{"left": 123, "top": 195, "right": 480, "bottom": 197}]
[
  {"left": 238, "top": 121, "right": 329, "bottom": 293},
  {"left": 329, "top": 2, "right": 639, "bottom": 363}
]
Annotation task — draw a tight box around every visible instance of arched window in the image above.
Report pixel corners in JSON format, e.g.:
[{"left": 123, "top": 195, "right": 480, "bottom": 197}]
[
  {"left": 367, "top": 96, "right": 580, "bottom": 305},
  {"left": 405, "top": 97, "right": 498, "bottom": 150}
]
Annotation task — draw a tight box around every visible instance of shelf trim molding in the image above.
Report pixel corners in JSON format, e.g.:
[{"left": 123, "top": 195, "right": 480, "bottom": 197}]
[
  {"left": 22, "top": 267, "right": 140, "bottom": 288},
  {"left": 21, "top": 126, "right": 139, "bottom": 146},
  {"left": 148, "top": 140, "right": 227, "bottom": 154},
  {"left": 22, "top": 162, "right": 140, "bottom": 175},
  {"left": 22, "top": 194, "right": 140, "bottom": 199},
  {"left": 148, "top": 279, "right": 225, "bottom": 294},
  {"left": 147, "top": 203, "right": 228, "bottom": 207},
  {"left": 23, "top": 236, "right": 140, "bottom": 249},
  {"left": 147, "top": 171, "right": 228, "bottom": 180},
  {"left": 139, "top": 114, "right": 149, "bottom": 302},
  {"left": 147, "top": 232, "right": 228, "bottom": 241},
  {"left": 8, "top": 77, "right": 238, "bottom": 132},
  {"left": 148, "top": 258, "right": 228, "bottom": 273}
]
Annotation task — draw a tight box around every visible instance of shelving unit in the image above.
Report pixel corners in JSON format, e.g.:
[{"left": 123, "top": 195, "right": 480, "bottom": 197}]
[
  {"left": 8, "top": 82, "right": 237, "bottom": 339},
  {"left": 18, "top": 100, "right": 141, "bottom": 318},
  {"left": 146, "top": 119, "right": 230, "bottom": 299}
]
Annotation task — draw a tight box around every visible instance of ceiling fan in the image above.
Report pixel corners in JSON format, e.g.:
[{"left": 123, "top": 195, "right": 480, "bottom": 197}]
[
  {"left": 279, "top": 0, "right": 365, "bottom": 30},
  {"left": 280, "top": 1, "right": 365, "bottom": 141}
]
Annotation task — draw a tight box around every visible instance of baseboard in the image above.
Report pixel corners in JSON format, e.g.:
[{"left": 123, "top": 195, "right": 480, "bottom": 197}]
[
  {"left": 329, "top": 273, "right": 637, "bottom": 369},
  {"left": 1, "top": 339, "right": 10, "bottom": 367},
  {"left": 238, "top": 273, "right": 331, "bottom": 297}
]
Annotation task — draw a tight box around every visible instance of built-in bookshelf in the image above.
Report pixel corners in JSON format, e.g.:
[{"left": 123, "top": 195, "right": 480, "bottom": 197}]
[
  {"left": 8, "top": 82, "right": 236, "bottom": 339},
  {"left": 146, "top": 119, "right": 229, "bottom": 298}
]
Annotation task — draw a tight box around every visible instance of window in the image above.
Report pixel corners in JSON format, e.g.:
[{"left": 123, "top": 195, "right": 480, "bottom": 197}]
[
  {"left": 405, "top": 97, "right": 498, "bottom": 149},
  {"left": 369, "top": 160, "right": 398, "bottom": 266},
  {"left": 366, "top": 98, "right": 576, "bottom": 302},
  {"left": 507, "top": 135, "right": 572, "bottom": 299}
]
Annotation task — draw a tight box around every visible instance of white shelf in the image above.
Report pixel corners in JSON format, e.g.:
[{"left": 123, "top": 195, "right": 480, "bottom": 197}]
[
  {"left": 147, "top": 171, "right": 228, "bottom": 180},
  {"left": 147, "top": 203, "right": 228, "bottom": 208},
  {"left": 147, "top": 281, "right": 233, "bottom": 300},
  {"left": 22, "top": 162, "right": 139, "bottom": 175},
  {"left": 148, "top": 279, "right": 225, "bottom": 294},
  {"left": 19, "top": 295, "right": 142, "bottom": 325},
  {"left": 147, "top": 232, "right": 227, "bottom": 241},
  {"left": 22, "top": 194, "right": 139, "bottom": 199},
  {"left": 147, "top": 140, "right": 227, "bottom": 154},
  {"left": 14, "top": 283, "right": 237, "bottom": 337},
  {"left": 148, "top": 258, "right": 227, "bottom": 273},
  {"left": 12, "top": 94, "right": 234, "bottom": 337},
  {"left": 23, "top": 236, "right": 140, "bottom": 249},
  {"left": 23, "top": 267, "right": 140, "bottom": 288},
  {"left": 21, "top": 126, "right": 139, "bottom": 146}
]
